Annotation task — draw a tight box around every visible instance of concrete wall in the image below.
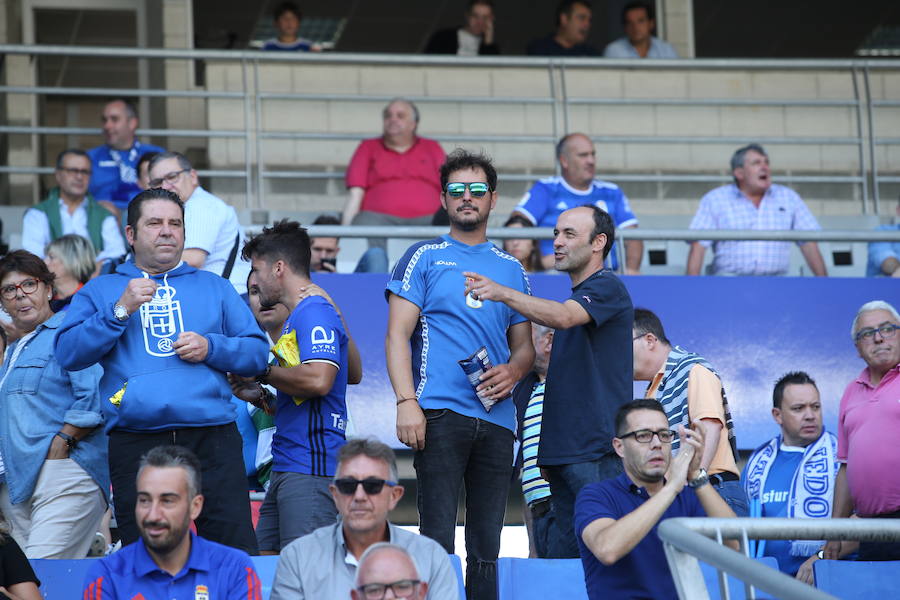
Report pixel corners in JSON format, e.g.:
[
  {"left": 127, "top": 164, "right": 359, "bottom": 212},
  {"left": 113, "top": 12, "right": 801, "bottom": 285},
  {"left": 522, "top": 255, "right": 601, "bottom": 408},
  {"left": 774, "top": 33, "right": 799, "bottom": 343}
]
[{"left": 205, "top": 60, "right": 900, "bottom": 217}]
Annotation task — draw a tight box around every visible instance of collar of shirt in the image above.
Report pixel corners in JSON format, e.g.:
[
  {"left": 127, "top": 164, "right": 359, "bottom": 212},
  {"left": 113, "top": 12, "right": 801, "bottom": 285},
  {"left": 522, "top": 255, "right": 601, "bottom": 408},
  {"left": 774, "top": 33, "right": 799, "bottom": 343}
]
[
  {"left": 854, "top": 362, "right": 900, "bottom": 389},
  {"left": 338, "top": 520, "right": 396, "bottom": 568},
  {"left": 132, "top": 532, "right": 210, "bottom": 579},
  {"left": 645, "top": 368, "right": 665, "bottom": 399}
]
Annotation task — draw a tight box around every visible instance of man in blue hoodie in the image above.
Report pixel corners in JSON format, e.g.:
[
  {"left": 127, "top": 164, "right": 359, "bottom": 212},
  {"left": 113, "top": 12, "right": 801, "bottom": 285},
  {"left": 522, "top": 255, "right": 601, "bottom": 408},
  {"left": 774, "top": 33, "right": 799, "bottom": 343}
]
[{"left": 55, "top": 188, "right": 268, "bottom": 554}]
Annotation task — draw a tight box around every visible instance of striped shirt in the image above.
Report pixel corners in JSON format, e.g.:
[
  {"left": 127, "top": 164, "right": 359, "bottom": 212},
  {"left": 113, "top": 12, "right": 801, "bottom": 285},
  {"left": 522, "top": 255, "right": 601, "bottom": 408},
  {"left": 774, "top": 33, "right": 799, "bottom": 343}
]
[
  {"left": 689, "top": 183, "right": 820, "bottom": 275},
  {"left": 521, "top": 381, "right": 551, "bottom": 506},
  {"left": 184, "top": 186, "right": 251, "bottom": 294}
]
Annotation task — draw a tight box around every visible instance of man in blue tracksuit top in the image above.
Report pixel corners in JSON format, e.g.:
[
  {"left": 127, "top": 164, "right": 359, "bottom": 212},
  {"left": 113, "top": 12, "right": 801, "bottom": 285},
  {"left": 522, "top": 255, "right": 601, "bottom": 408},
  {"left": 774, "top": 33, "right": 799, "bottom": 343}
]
[{"left": 55, "top": 188, "right": 268, "bottom": 554}]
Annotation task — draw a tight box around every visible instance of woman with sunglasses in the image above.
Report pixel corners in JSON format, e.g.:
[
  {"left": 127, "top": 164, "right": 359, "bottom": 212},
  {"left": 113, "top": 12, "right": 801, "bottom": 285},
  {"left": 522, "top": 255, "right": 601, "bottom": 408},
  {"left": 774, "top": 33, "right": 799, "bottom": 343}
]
[{"left": 0, "top": 250, "right": 108, "bottom": 559}]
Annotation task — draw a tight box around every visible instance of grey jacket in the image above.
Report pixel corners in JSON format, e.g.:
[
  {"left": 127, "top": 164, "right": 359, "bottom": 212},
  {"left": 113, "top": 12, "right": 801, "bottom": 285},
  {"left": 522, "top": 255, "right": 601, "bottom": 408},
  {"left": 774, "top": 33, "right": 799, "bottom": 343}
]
[{"left": 270, "top": 521, "right": 459, "bottom": 600}]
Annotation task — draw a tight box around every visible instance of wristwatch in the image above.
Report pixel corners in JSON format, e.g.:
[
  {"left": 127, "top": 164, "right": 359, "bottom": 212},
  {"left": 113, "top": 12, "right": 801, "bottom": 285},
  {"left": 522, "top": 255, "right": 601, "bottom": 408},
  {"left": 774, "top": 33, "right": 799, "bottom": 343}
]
[
  {"left": 56, "top": 431, "right": 78, "bottom": 450},
  {"left": 816, "top": 549, "right": 826, "bottom": 560},
  {"left": 688, "top": 468, "right": 710, "bottom": 489},
  {"left": 113, "top": 303, "right": 129, "bottom": 322},
  {"left": 255, "top": 365, "right": 272, "bottom": 385}
]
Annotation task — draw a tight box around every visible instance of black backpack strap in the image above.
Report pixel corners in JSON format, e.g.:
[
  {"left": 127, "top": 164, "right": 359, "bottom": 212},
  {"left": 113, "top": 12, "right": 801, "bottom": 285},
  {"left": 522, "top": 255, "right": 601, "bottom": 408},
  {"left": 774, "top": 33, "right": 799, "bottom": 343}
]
[{"left": 222, "top": 232, "right": 241, "bottom": 280}]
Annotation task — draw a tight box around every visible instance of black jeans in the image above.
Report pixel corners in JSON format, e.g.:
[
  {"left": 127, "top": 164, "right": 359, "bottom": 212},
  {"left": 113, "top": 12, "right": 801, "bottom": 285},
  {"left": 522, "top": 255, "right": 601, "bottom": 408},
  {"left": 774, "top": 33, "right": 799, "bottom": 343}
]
[
  {"left": 542, "top": 453, "right": 623, "bottom": 558},
  {"left": 109, "top": 422, "right": 258, "bottom": 555},
  {"left": 415, "top": 409, "right": 513, "bottom": 600}
]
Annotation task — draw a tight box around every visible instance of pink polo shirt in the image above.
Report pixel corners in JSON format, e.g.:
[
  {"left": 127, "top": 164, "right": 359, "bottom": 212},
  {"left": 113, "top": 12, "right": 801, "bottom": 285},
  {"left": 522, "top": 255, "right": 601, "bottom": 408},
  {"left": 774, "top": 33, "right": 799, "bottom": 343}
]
[
  {"left": 836, "top": 363, "right": 900, "bottom": 516},
  {"left": 345, "top": 137, "right": 445, "bottom": 218}
]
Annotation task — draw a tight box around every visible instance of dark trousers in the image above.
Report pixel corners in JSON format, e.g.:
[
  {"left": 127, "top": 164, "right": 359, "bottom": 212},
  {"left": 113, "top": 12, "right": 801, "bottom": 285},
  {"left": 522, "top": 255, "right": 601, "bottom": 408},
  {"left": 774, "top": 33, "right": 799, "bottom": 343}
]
[
  {"left": 543, "top": 453, "right": 623, "bottom": 558},
  {"left": 109, "top": 422, "right": 259, "bottom": 555},
  {"left": 415, "top": 409, "right": 513, "bottom": 600},
  {"left": 858, "top": 509, "right": 900, "bottom": 561}
]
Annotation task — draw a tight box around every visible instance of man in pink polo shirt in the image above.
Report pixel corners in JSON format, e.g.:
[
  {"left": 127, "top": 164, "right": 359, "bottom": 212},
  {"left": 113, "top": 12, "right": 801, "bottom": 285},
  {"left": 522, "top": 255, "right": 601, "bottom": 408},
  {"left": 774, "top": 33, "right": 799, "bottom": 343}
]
[
  {"left": 342, "top": 98, "right": 446, "bottom": 251},
  {"left": 825, "top": 300, "right": 900, "bottom": 561}
]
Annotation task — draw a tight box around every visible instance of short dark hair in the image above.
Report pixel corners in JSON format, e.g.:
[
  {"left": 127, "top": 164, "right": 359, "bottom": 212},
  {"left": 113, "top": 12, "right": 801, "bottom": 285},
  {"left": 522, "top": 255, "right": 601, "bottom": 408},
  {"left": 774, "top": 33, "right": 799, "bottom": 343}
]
[
  {"left": 0, "top": 250, "right": 55, "bottom": 288},
  {"left": 633, "top": 308, "right": 671, "bottom": 346},
  {"left": 137, "top": 151, "right": 159, "bottom": 173},
  {"left": 773, "top": 371, "right": 818, "bottom": 409},
  {"left": 337, "top": 437, "right": 399, "bottom": 482},
  {"left": 557, "top": 0, "right": 591, "bottom": 26},
  {"left": 615, "top": 398, "right": 667, "bottom": 436},
  {"left": 468, "top": 0, "right": 494, "bottom": 11},
  {"left": 273, "top": 1, "right": 301, "bottom": 21},
  {"left": 127, "top": 188, "right": 185, "bottom": 231},
  {"left": 580, "top": 204, "right": 615, "bottom": 260},
  {"left": 622, "top": 0, "right": 653, "bottom": 23},
  {"left": 106, "top": 98, "right": 138, "bottom": 120},
  {"left": 440, "top": 149, "right": 498, "bottom": 192},
  {"left": 138, "top": 445, "right": 202, "bottom": 498},
  {"left": 242, "top": 219, "right": 312, "bottom": 278},
  {"left": 312, "top": 214, "right": 340, "bottom": 227},
  {"left": 55, "top": 148, "right": 90, "bottom": 170}
]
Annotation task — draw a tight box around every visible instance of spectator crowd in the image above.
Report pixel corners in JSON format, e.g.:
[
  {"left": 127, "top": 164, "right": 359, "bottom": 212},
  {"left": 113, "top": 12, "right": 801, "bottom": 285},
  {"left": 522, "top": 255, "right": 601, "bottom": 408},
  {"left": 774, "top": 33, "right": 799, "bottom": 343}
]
[{"left": 0, "top": 2, "right": 898, "bottom": 599}]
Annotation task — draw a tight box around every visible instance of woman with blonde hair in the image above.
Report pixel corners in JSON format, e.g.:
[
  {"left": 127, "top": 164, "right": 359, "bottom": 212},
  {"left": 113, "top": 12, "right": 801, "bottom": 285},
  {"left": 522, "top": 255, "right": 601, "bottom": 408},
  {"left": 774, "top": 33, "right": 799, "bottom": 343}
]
[{"left": 44, "top": 234, "right": 96, "bottom": 312}]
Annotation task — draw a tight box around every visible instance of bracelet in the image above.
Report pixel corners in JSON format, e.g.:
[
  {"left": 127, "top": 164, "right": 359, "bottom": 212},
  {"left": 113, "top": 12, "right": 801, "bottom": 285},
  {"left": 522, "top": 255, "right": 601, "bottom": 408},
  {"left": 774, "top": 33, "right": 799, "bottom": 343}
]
[
  {"left": 255, "top": 365, "right": 272, "bottom": 385},
  {"left": 56, "top": 431, "right": 78, "bottom": 449},
  {"left": 396, "top": 397, "right": 418, "bottom": 406},
  {"left": 250, "top": 385, "right": 276, "bottom": 416}
]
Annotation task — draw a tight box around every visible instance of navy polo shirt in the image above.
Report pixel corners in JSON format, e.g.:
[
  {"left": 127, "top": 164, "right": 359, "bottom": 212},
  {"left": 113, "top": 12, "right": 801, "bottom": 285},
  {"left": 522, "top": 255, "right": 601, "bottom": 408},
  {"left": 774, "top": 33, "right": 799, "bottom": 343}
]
[
  {"left": 538, "top": 269, "right": 633, "bottom": 465},
  {"left": 575, "top": 472, "right": 705, "bottom": 600},
  {"left": 82, "top": 533, "right": 261, "bottom": 599}
]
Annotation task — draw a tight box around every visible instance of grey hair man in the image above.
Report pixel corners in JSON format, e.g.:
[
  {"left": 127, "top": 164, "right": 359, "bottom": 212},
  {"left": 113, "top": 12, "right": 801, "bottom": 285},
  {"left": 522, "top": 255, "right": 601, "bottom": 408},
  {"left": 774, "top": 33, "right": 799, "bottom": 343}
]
[
  {"left": 271, "top": 438, "right": 458, "bottom": 600},
  {"left": 352, "top": 543, "right": 429, "bottom": 600},
  {"left": 825, "top": 300, "right": 900, "bottom": 562},
  {"left": 687, "top": 143, "right": 827, "bottom": 277}
]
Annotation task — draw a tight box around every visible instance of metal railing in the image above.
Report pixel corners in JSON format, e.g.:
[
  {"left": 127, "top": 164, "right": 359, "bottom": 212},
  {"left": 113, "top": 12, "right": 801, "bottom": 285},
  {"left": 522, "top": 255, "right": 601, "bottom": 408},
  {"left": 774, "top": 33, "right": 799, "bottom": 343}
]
[
  {"left": 2, "top": 44, "right": 899, "bottom": 213},
  {"left": 658, "top": 517, "right": 900, "bottom": 600}
]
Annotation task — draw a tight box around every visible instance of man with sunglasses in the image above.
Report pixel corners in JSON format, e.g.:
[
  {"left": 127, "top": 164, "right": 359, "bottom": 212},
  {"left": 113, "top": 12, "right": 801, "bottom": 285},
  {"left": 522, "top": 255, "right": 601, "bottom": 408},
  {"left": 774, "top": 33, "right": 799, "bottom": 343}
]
[
  {"left": 271, "top": 438, "right": 457, "bottom": 600},
  {"left": 825, "top": 300, "right": 900, "bottom": 561},
  {"left": 575, "top": 399, "right": 736, "bottom": 599},
  {"left": 23, "top": 148, "right": 125, "bottom": 263},
  {"left": 148, "top": 151, "right": 250, "bottom": 295},
  {"left": 386, "top": 149, "right": 534, "bottom": 600}
]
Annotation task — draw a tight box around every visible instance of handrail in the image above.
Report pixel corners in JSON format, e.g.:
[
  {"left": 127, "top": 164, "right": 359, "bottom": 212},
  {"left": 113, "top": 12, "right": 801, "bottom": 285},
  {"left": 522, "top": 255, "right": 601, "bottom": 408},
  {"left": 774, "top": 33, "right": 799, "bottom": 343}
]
[
  {"left": 2, "top": 44, "right": 900, "bottom": 69},
  {"left": 658, "top": 517, "right": 900, "bottom": 600},
  {"left": 1, "top": 43, "right": 896, "bottom": 215},
  {"left": 292, "top": 225, "right": 900, "bottom": 242}
]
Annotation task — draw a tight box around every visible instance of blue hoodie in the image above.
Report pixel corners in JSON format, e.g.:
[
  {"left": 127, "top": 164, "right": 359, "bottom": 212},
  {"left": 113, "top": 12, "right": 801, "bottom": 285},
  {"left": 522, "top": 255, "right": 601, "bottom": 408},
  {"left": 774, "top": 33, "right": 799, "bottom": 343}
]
[{"left": 55, "top": 260, "right": 268, "bottom": 433}]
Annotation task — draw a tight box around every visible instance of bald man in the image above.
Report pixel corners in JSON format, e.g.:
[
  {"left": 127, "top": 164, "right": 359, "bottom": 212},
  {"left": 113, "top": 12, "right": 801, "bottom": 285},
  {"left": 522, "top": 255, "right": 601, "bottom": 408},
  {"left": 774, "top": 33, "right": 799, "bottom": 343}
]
[
  {"left": 513, "top": 133, "right": 642, "bottom": 274},
  {"left": 351, "top": 543, "right": 429, "bottom": 600}
]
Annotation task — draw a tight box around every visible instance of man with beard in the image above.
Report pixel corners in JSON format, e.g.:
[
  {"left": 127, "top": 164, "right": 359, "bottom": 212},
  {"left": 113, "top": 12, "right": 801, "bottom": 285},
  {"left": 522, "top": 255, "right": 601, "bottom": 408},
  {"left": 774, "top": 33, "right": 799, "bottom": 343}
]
[
  {"left": 385, "top": 149, "right": 534, "bottom": 600},
  {"left": 240, "top": 220, "right": 351, "bottom": 552},
  {"left": 82, "top": 445, "right": 261, "bottom": 598}
]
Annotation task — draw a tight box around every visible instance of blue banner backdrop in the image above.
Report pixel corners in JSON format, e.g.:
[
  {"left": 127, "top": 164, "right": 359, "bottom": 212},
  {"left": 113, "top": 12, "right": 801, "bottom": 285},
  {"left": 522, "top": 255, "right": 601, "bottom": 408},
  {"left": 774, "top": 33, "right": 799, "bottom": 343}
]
[{"left": 314, "top": 272, "right": 897, "bottom": 451}]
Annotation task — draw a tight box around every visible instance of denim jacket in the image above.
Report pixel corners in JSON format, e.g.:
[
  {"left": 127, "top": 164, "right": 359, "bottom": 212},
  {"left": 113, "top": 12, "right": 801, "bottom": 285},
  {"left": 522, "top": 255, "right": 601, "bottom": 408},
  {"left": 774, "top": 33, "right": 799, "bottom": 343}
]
[{"left": 0, "top": 312, "right": 109, "bottom": 504}]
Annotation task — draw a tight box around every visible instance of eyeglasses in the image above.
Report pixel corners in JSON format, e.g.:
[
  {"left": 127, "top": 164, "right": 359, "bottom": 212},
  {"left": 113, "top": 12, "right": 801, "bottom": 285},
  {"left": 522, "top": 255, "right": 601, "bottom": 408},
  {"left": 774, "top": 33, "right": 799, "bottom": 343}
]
[
  {"left": 445, "top": 182, "right": 490, "bottom": 198},
  {"left": 58, "top": 167, "right": 91, "bottom": 177},
  {"left": 356, "top": 580, "right": 421, "bottom": 600},
  {"left": 149, "top": 168, "right": 190, "bottom": 188},
  {"left": 0, "top": 278, "right": 40, "bottom": 300},
  {"left": 855, "top": 324, "right": 900, "bottom": 343},
  {"left": 618, "top": 428, "right": 677, "bottom": 444},
  {"left": 334, "top": 477, "right": 397, "bottom": 495}
]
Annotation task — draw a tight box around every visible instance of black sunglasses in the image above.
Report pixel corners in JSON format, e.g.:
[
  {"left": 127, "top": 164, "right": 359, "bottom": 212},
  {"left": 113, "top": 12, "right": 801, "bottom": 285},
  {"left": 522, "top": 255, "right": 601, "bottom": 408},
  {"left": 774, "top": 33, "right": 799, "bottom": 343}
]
[{"left": 334, "top": 477, "right": 398, "bottom": 495}]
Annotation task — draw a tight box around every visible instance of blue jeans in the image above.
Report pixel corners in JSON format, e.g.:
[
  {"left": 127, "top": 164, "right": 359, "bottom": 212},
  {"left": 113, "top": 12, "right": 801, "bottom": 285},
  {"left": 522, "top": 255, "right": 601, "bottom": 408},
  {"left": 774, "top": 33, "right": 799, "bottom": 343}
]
[
  {"left": 415, "top": 409, "right": 513, "bottom": 600},
  {"left": 529, "top": 501, "right": 564, "bottom": 559},
  {"left": 543, "top": 453, "right": 623, "bottom": 558},
  {"left": 712, "top": 477, "right": 750, "bottom": 517},
  {"left": 354, "top": 247, "right": 389, "bottom": 273}
]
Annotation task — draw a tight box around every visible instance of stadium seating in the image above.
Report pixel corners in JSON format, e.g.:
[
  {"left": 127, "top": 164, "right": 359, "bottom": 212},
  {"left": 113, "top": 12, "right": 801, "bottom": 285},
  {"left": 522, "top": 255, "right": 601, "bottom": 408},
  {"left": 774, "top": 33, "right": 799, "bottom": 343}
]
[
  {"left": 449, "top": 554, "right": 466, "bottom": 599},
  {"left": 814, "top": 559, "right": 900, "bottom": 599},
  {"left": 31, "top": 558, "right": 96, "bottom": 598}
]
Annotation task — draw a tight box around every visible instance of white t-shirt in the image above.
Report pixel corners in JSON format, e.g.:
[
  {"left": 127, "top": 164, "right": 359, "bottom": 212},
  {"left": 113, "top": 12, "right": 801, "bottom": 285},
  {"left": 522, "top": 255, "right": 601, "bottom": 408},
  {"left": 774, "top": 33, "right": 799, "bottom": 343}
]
[
  {"left": 184, "top": 186, "right": 250, "bottom": 295},
  {"left": 457, "top": 28, "right": 481, "bottom": 56}
]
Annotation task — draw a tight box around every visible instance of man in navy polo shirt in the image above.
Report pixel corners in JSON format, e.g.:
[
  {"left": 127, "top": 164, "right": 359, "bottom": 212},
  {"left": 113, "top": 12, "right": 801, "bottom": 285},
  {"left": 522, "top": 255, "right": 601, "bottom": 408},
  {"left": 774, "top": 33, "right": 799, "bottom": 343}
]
[
  {"left": 464, "top": 204, "right": 633, "bottom": 558},
  {"left": 83, "top": 445, "right": 261, "bottom": 599},
  {"left": 386, "top": 149, "right": 534, "bottom": 600},
  {"left": 574, "top": 399, "right": 736, "bottom": 599}
]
